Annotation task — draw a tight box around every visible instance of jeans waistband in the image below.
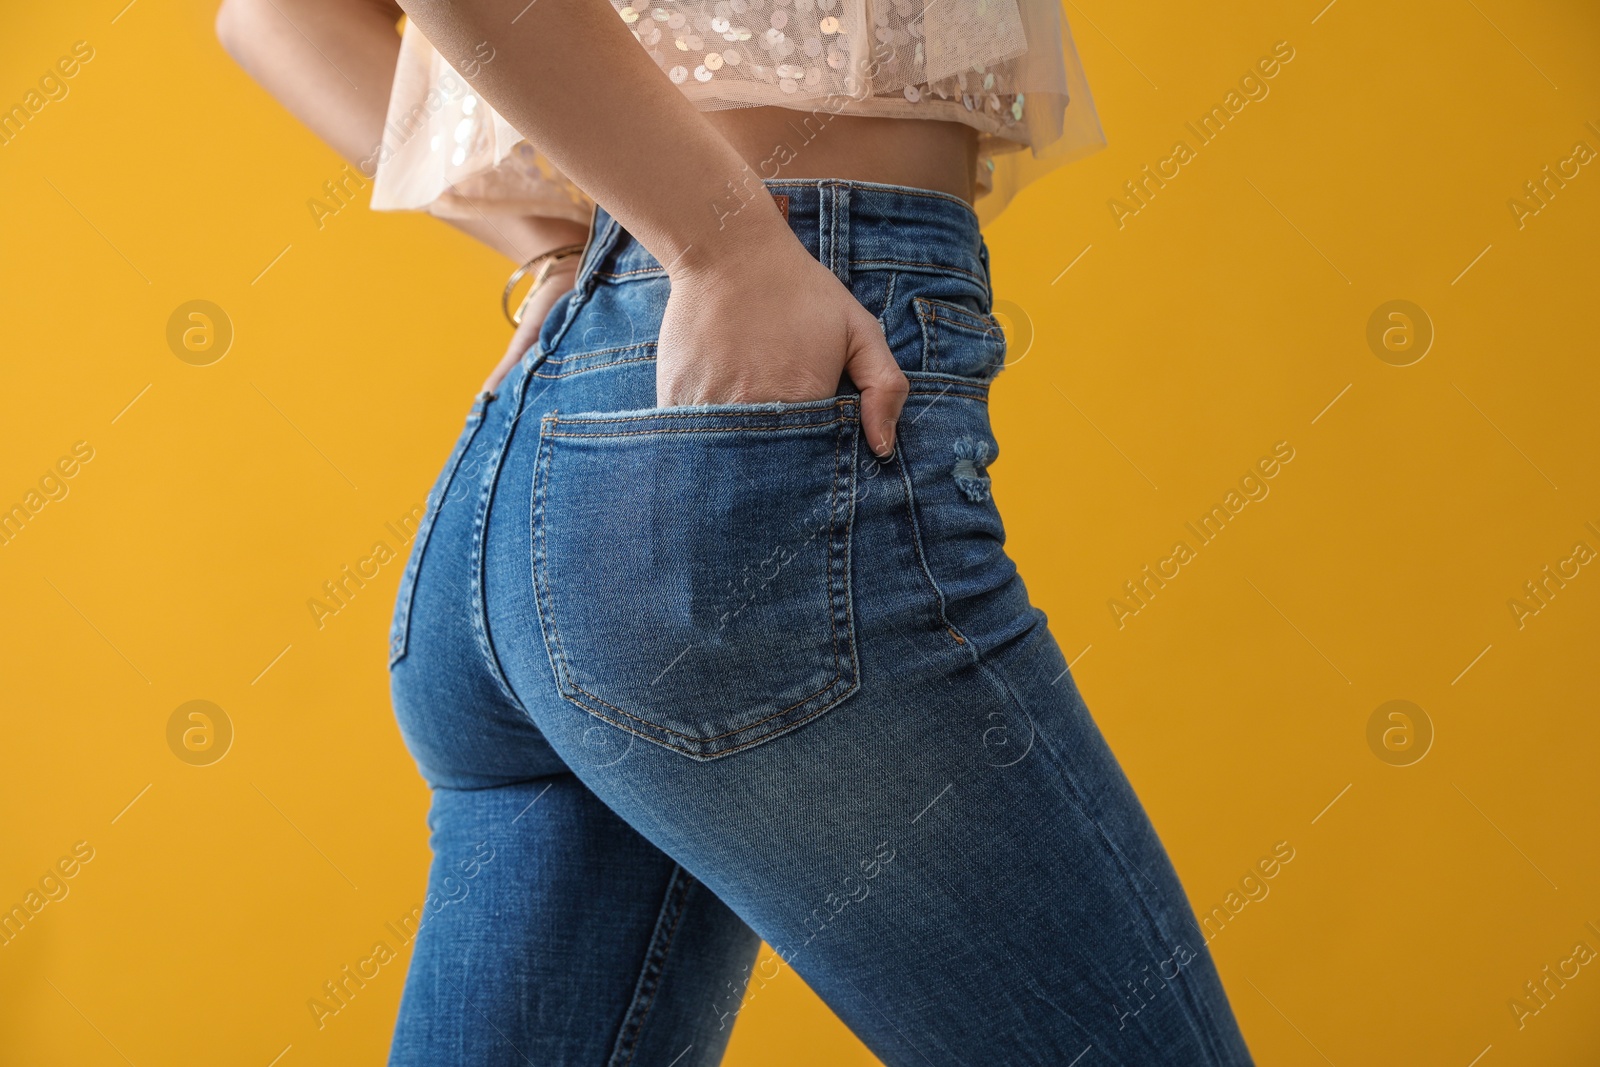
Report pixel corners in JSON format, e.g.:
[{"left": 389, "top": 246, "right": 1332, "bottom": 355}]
[{"left": 576, "top": 179, "right": 991, "bottom": 295}]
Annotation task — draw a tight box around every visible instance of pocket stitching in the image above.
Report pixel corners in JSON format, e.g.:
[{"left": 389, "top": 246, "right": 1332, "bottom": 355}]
[
  {"left": 532, "top": 411, "right": 860, "bottom": 754},
  {"left": 544, "top": 397, "right": 854, "bottom": 429},
  {"left": 914, "top": 296, "right": 1005, "bottom": 378},
  {"left": 543, "top": 421, "right": 850, "bottom": 439}
]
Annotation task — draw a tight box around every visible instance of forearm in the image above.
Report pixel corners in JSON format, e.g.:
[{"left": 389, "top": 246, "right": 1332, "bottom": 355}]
[
  {"left": 393, "top": 0, "right": 792, "bottom": 277},
  {"left": 216, "top": 0, "right": 587, "bottom": 261}
]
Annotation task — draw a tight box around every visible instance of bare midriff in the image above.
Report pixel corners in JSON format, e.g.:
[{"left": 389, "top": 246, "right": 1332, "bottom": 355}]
[{"left": 708, "top": 107, "right": 980, "bottom": 203}]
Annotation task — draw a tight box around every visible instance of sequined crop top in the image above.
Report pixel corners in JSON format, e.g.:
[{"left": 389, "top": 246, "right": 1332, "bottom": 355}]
[{"left": 369, "top": 1, "right": 1104, "bottom": 226}]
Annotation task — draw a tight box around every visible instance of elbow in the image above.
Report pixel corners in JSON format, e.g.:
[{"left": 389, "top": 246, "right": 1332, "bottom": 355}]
[
  {"left": 214, "top": 0, "right": 246, "bottom": 62},
  {"left": 214, "top": 0, "right": 263, "bottom": 65}
]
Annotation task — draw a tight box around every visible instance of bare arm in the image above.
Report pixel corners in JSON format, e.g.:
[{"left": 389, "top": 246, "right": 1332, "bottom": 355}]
[
  {"left": 214, "top": 0, "right": 590, "bottom": 263},
  {"left": 217, "top": 0, "right": 906, "bottom": 449},
  {"left": 394, "top": 0, "right": 906, "bottom": 452}
]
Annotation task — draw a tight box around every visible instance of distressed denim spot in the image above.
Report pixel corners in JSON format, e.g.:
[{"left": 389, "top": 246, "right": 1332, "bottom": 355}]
[{"left": 952, "top": 436, "right": 993, "bottom": 502}]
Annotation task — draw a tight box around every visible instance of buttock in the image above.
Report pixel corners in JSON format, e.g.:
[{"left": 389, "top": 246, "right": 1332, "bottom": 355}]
[{"left": 392, "top": 179, "right": 1038, "bottom": 778}]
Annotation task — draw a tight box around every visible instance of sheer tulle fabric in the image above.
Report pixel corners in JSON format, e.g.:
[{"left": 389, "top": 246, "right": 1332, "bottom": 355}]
[{"left": 369, "top": 0, "right": 1104, "bottom": 225}]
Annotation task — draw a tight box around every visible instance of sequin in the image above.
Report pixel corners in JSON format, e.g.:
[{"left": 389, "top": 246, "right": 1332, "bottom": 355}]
[{"left": 371, "top": 0, "right": 1097, "bottom": 225}]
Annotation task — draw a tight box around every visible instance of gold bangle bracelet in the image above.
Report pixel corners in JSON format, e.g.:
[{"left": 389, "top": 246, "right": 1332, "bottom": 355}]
[{"left": 502, "top": 244, "right": 587, "bottom": 327}]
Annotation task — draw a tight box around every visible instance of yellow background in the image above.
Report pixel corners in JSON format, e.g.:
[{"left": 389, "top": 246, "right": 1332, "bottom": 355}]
[{"left": 3, "top": 0, "right": 1598, "bottom": 1063}]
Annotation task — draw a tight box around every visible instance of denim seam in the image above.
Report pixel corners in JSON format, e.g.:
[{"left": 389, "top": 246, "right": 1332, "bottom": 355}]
[
  {"left": 877, "top": 270, "right": 898, "bottom": 335},
  {"left": 469, "top": 372, "right": 534, "bottom": 717},
  {"left": 529, "top": 423, "right": 569, "bottom": 737},
  {"left": 544, "top": 215, "right": 619, "bottom": 356},
  {"left": 389, "top": 399, "right": 489, "bottom": 667},
  {"left": 785, "top": 180, "right": 980, "bottom": 213},
  {"left": 544, "top": 397, "right": 851, "bottom": 426},
  {"left": 850, "top": 258, "right": 987, "bottom": 286},
  {"left": 838, "top": 182, "right": 850, "bottom": 279},
  {"left": 542, "top": 342, "right": 656, "bottom": 365},
  {"left": 531, "top": 413, "right": 860, "bottom": 756},
  {"left": 542, "top": 421, "right": 849, "bottom": 439},
  {"left": 765, "top": 177, "right": 979, "bottom": 212},
  {"left": 594, "top": 265, "right": 667, "bottom": 280},
  {"left": 581, "top": 258, "right": 980, "bottom": 284},
  {"left": 916, "top": 298, "right": 940, "bottom": 375},
  {"left": 916, "top": 296, "right": 1006, "bottom": 337},
  {"left": 978, "top": 656, "right": 1231, "bottom": 1066},
  {"left": 892, "top": 425, "right": 975, "bottom": 659},
  {"left": 535, "top": 352, "right": 657, "bottom": 381},
  {"left": 607, "top": 865, "right": 695, "bottom": 1067},
  {"left": 906, "top": 376, "right": 989, "bottom": 402}
]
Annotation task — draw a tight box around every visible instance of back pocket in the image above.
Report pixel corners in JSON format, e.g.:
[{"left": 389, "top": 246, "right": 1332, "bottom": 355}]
[{"left": 532, "top": 397, "right": 861, "bottom": 760}]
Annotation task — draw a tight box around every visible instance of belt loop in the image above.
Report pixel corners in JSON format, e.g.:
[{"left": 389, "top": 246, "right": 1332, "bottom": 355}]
[
  {"left": 575, "top": 208, "right": 620, "bottom": 300},
  {"left": 827, "top": 181, "right": 851, "bottom": 286},
  {"left": 978, "top": 237, "right": 993, "bottom": 313}
]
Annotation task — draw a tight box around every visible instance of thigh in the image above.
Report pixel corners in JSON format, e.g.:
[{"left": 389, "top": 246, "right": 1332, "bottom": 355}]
[{"left": 387, "top": 777, "right": 762, "bottom": 1067}]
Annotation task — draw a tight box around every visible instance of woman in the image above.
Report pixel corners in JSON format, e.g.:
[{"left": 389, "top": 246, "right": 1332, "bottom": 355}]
[{"left": 218, "top": 0, "right": 1253, "bottom": 1062}]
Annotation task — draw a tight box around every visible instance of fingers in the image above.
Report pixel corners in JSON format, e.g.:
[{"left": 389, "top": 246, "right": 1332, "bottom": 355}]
[{"left": 843, "top": 307, "right": 909, "bottom": 458}]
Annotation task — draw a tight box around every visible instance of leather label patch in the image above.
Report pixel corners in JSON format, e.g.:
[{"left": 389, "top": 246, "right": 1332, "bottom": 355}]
[{"left": 772, "top": 193, "right": 790, "bottom": 221}]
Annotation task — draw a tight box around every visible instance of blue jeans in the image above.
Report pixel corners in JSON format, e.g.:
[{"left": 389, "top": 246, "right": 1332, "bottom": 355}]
[{"left": 386, "top": 180, "right": 1253, "bottom": 1066}]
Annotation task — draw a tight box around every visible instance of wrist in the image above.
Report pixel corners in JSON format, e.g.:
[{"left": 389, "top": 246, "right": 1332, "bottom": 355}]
[{"left": 668, "top": 194, "right": 801, "bottom": 284}]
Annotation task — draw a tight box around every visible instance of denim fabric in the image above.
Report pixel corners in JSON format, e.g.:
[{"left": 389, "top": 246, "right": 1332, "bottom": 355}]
[{"left": 387, "top": 179, "right": 1254, "bottom": 1066}]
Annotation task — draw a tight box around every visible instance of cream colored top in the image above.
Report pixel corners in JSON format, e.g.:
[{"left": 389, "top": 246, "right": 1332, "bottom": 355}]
[{"left": 369, "top": 1, "right": 1104, "bottom": 226}]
